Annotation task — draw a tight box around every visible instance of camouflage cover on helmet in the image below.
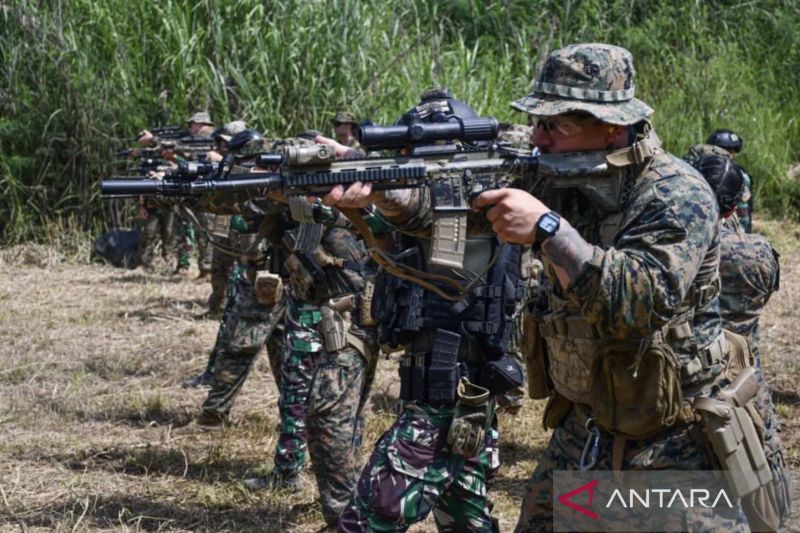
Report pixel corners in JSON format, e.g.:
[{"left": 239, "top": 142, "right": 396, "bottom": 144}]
[
  {"left": 233, "top": 138, "right": 275, "bottom": 159},
  {"left": 187, "top": 111, "right": 213, "bottom": 125},
  {"left": 333, "top": 111, "right": 357, "bottom": 125},
  {"left": 684, "top": 143, "right": 732, "bottom": 167},
  {"left": 510, "top": 43, "right": 653, "bottom": 125},
  {"left": 497, "top": 124, "right": 533, "bottom": 149},
  {"left": 218, "top": 120, "right": 247, "bottom": 142}
]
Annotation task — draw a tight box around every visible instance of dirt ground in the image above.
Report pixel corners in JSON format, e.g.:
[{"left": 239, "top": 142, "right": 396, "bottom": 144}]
[{"left": 0, "top": 219, "right": 798, "bottom": 532}]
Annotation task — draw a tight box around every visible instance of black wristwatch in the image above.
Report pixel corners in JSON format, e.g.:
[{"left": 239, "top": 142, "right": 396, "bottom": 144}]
[{"left": 535, "top": 211, "right": 561, "bottom": 245}]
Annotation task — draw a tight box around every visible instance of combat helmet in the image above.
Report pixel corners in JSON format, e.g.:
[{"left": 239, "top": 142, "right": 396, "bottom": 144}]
[{"left": 707, "top": 129, "right": 744, "bottom": 153}]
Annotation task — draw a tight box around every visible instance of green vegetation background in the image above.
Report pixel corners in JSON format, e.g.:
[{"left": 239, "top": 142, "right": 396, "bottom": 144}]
[{"left": 1, "top": 0, "right": 799, "bottom": 242}]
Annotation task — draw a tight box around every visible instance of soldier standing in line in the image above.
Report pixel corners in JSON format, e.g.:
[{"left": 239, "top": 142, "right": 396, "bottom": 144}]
[
  {"left": 205, "top": 120, "right": 248, "bottom": 315},
  {"left": 173, "top": 111, "right": 216, "bottom": 276},
  {"left": 320, "top": 88, "right": 528, "bottom": 532},
  {"left": 708, "top": 129, "right": 754, "bottom": 233},
  {"left": 694, "top": 154, "right": 791, "bottom": 531},
  {"left": 323, "top": 45, "right": 754, "bottom": 532},
  {"left": 178, "top": 132, "right": 378, "bottom": 528}
]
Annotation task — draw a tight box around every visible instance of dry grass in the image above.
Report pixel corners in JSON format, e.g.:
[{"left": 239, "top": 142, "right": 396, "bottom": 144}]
[{"left": 0, "top": 221, "right": 798, "bottom": 532}]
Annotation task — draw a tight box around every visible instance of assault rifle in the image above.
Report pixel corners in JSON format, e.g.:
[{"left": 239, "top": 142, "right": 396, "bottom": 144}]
[{"left": 102, "top": 116, "right": 610, "bottom": 274}]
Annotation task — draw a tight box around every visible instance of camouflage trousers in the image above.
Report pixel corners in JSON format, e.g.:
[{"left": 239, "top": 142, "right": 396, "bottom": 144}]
[
  {"left": 176, "top": 216, "right": 196, "bottom": 270},
  {"left": 208, "top": 245, "right": 235, "bottom": 314},
  {"left": 273, "top": 302, "right": 324, "bottom": 475},
  {"left": 137, "top": 206, "right": 175, "bottom": 267},
  {"left": 202, "top": 275, "right": 285, "bottom": 418},
  {"left": 274, "top": 299, "right": 373, "bottom": 527},
  {"left": 514, "top": 409, "right": 750, "bottom": 532},
  {"left": 196, "top": 212, "right": 214, "bottom": 273},
  {"left": 339, "top": 402, "right": 501, "bottom": 532}
]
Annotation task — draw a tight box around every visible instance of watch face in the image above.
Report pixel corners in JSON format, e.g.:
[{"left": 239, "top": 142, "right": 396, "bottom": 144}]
[{"left": 541, "top": 214, "right": 559, "bottom": 233}]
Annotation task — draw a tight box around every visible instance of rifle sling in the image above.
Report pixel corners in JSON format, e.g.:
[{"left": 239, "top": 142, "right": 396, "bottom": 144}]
[{"left": 340, "top": 207, "right": 472, "bottom": 302}]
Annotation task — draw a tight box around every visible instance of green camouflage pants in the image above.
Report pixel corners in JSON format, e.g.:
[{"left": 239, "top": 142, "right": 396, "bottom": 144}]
[
  {"left": 338, "top": 402, "right": 500, "bottom": 532},
  {"left": 273, "top": 301, "right": 324, "bottom": 474},
  {"left": 273, "top": 298, "right": 372, "bottom": 527},
  {"left": 513, "top": 410, "right": 750, "bottom": 532},
  {"left": 138, "top": 206, "right": 175, "bottom": 267},
  {"left": 176, "top": 217, "right": 196, "bottom": 270},
  {"left": 201, "top": 275, "right": 285, "bottom": 417},
  {"left": 196, "top": 212, "right": 214, "bottom": 273}
]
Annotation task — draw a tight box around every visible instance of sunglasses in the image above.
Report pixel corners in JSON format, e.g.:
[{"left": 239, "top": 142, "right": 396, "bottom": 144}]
[{"left": 532, "top": 115, "right": 597, "bottom": 137}]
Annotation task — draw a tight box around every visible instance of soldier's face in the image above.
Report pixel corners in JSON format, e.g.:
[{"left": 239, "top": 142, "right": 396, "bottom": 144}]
[
  {"left": 334, "top": 123, "right": 356, "bottom": 144},
  {"left": 189, "top": 122, "right": 204, "bottom": 136},
  {"left": 532, "top": 114, "right": 623, "bottom": 154}
]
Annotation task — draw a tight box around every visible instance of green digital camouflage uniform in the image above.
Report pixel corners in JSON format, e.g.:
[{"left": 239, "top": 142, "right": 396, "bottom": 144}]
[
  {"left": 175, "top": 214, "right": 196, "bottom": 270},
  {"left": 272, "top": 298, "right": 324, "bottom": 474},
  {"left": 506, "top": 44, "right": 749, "bottom": 532},
  {"left": 343, "top": 403, "right": 500, "bottom": 532},
  {"left": 718, "top": 223, "right": 791, "bottom": 528},
  {"left": 339, "top": 96, "right": 525, "bottom": 533}
]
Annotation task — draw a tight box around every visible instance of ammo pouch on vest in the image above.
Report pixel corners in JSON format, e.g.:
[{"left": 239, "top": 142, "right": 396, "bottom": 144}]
[
  {"left": 590, "top": 337, "right": 684, "bottom": 439},
  {"left": 480, "top": 355, "right": 525, "bottom": 396},
  {"left": 447, "top": 378, "right": 491, "bottom": 457},
  {"left": 399, "top": 329, "right": 460, "bottom": 404},
  {"left": 523, "top": 313, "right": 552, "bottom": 400},
  {"left": 254, "top": 270, "right": 284, "bottom": 306}
]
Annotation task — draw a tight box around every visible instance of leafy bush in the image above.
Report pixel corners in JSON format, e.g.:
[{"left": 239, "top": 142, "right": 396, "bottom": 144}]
[{"left": 1, "top": 0, "right": 798, "bottom": 242}]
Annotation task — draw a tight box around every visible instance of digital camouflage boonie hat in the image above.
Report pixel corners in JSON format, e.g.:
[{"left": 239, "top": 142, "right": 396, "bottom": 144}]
[
  {"left": 511, "top": 43, "right": 653, "bottom": 125},
  {"left": 333, "top": 111, "right": 357, "bottom": 125},
  {"left": 186, "top": 111, "right": 214, "bottom": 125}
]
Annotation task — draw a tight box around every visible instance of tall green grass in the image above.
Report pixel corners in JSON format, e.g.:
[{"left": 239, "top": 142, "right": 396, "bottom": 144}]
[{"left": 1, "top": 0, "right": 799, "bottom": 242}]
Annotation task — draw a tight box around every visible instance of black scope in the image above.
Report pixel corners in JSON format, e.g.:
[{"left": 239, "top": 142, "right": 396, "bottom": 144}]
[
  {"left": 358, "top": 117, "right": 499, "bottom": 148},
  {"left": 178, "top": 160, "right": 219, "bottom": 177},
  {"left": 255, "top": 153, "right": 285, "bottom": 168},
  {"left": 102, "top": 179, "right": 160, "bottom": 196}
]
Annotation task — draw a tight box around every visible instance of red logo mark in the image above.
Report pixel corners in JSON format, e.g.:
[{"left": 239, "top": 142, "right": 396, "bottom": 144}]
[{"left": 558, "top": 479, "right": 600, "bottom": 520}]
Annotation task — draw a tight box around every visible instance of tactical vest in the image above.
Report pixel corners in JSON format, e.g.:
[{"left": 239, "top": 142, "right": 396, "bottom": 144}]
[
  {"left": 372, "top": 234, "right": 526, "bottom": 402},
  {"left": 284, "top": 226, "right": 368, "bottom": 305},
  {"left": 538, "top": 159, "right": 724, "bottom": 438}
]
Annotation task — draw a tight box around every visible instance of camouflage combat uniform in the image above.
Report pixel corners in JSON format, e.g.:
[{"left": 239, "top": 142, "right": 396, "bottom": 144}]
[
  {"left": 339, "top": 93, "right": 527, "bottom": 532},
  {"left": 506, "top": 44, "right": 750, "bottom": 532},
  {"left": 175, "top": 215, "right": 197, "bottom": 271},
  {"left": 685, "top": 143, "right": 754, "bottom": 232},
  {"left": 137, "top": 199, "right": 176, "bottom": 268},
  {"left": 200, "top": 270, "right": 286, "bottom": 420},
  {"left": 718, "top": 224, "right": 791, "bottom": 528},
  {"left": 268, "top": 224, "right": 376, "bottom": 526},
  {"left": 199, "top": 204, "right": 288, "bottom": 420}
]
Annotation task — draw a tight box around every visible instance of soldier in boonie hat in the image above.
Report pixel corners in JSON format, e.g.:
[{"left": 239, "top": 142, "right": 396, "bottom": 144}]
[
  {"left": 187, "top": 111, "right": 214, "bottom": 126},
  {"left": 332, "top": 111, "right": 360, "bottom": 149},
  {"left": 333, "top": 111, "right": 357, "bottom": 125},
  {"left": 511, "top": 43, "right": 653, "bottom": 126}
]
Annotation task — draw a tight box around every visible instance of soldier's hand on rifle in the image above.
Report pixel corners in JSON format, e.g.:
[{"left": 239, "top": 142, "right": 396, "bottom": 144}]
[
  {"left": 205, "top": 150, "right": 224, "bottom": 163},
  {"left": 473, "top": 188, "right": 547, "bottom": 245},
  {"left": 322, "top": 181, "right": 380, "bottom": 208},
  {"left": 138, "top": 203, "right": 149, "bottom": 220},
  {"left": 137, "top": 130, "right": 155, "bottom": 147},
  {"left": 315, "top": 134, "right": 360, "bottom": 160}
]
